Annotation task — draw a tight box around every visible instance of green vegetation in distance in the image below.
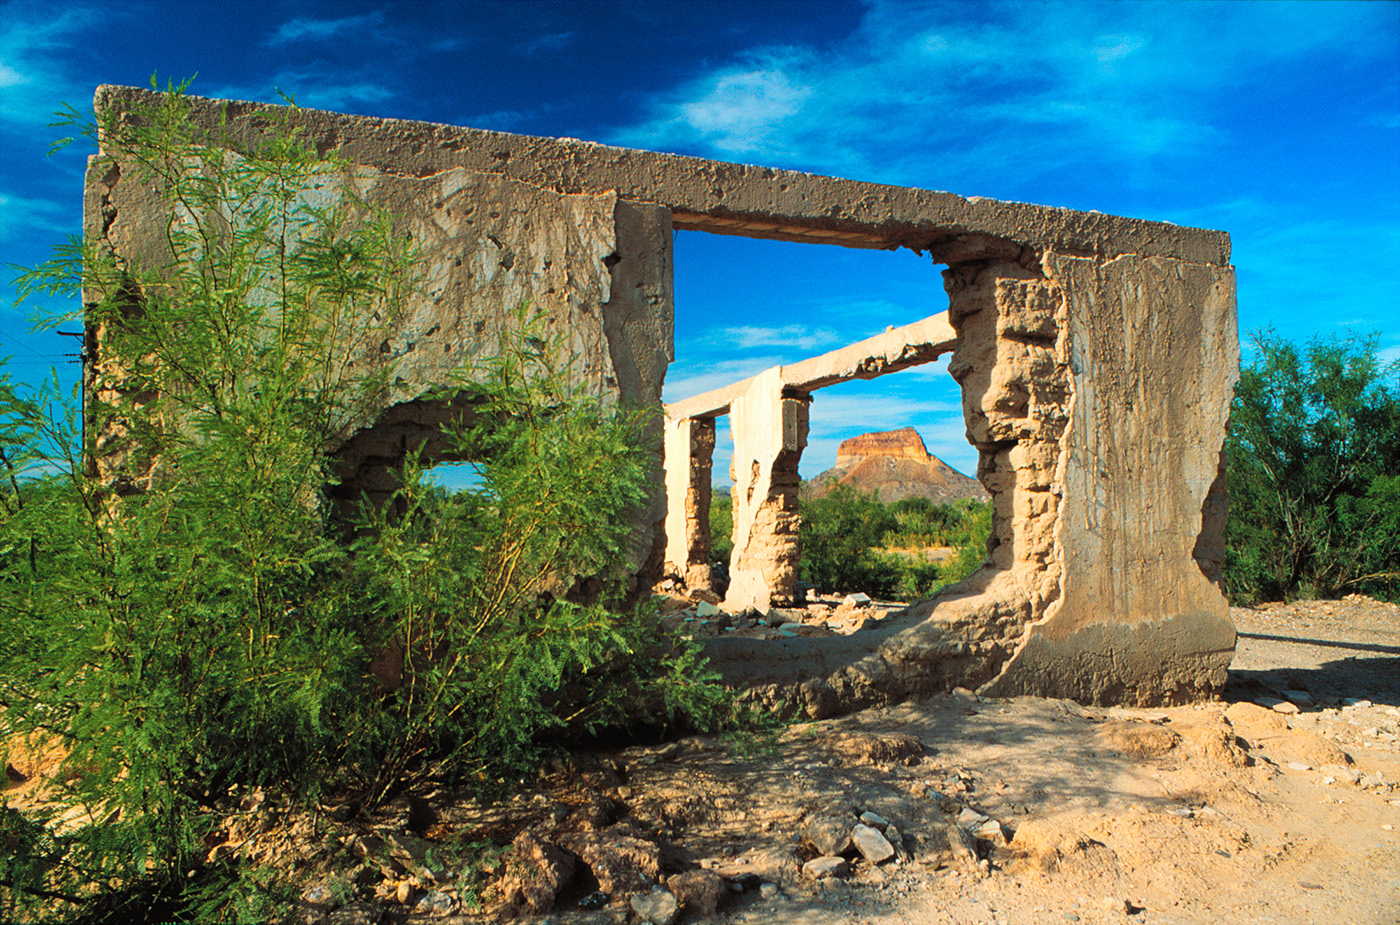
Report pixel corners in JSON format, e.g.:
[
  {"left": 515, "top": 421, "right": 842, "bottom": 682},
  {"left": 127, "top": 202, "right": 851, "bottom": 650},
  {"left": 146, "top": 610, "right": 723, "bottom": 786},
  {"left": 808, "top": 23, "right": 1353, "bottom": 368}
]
[
  {"left": 0, "top": 79, "right": 728, "bottom": 923},
  {"left": 1225, "top": 330, "right": 1399, "bottom": 604},
  {"left": 707, "top": 483, "right": 992, "bottom": 601}
]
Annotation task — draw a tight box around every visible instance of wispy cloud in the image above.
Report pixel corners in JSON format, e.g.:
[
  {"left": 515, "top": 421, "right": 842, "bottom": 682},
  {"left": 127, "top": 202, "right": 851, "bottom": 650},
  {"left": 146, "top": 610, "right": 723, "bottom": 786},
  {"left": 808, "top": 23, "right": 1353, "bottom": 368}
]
[
  {"left": 710, "top": 324, "right": 843, "bottom": 352},
  {"left": 662, "top": 356, "right": 784, "bottom": 403},
  {"left": 205, "top": 69, "right": 396, "bottom": 113},
  {"left": 610, "top": 0, "right": 1395, "bottom": 190},
  {"left": 269, "top": 10, "right": 387, "bottom": 46},
  {"left": 0, "top": 191, "right": 72, "bottom": 242},
  {"left": 0, "top": 2, "right": 108, "bottom": 132},
  {"left": 519, "top": 31, "right": 574, "bottom": 57}
]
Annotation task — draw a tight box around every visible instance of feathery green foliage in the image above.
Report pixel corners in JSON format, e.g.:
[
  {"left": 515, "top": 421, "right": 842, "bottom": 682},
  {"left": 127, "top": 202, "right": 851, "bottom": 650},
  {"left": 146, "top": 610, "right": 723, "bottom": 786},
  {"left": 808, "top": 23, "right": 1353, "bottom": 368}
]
[
  {"left": 0, "top": 79, "right": 727, "bottom": 922},
  {"left": 1225, "top": 330, "right": 1400, "bottom": 603}
]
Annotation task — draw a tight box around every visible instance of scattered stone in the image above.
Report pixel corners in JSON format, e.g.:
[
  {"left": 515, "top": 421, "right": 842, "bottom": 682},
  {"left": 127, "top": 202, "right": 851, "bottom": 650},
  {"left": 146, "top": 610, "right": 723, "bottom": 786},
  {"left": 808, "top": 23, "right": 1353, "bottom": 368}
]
[
  {"left": 414, "top": 890, "right": 456, "bottom": 916},
  {"left": 395, "top": 881, "right": 414, "bottom": 905},
  {"left": 952, "top": 687, "right": 979, "bottom": 702},
  {"left": 851, "top": 823, "right": 896, "bottom": 864},
  {"left": 975, "top": 818, "right": 1009, "bottom": 845},
  {"left": 561, "top": 833, "right": 661, "bottom": 895},
  {"left": 577, "top": 891, "right": 608, "bottom": 910},
  {"left": 326, "top": 901, "right": 380, "bottom": 925},
  {"left": 957, "top": 807, "right": 991, "bottom": 829},
  {"left": 666, "top": 869, "right": 726, "bottom": 916},
  {"left": 1270, "top": 700, "right": 1301, "bottom": 715},
  {"left": 1285, "top": 690, "right": 1313, "bottom": 706},
  {"left": 885, "top": 824, "right": 907, "bottom": 859},
  {"left": 630, "top": 887, "right": 679, "bottom": 925},
  {"left": 859, "top": 811, "right": 891, "bottom": 829},
  {"left": 802, "top": 856, "right": 850, "bottom": 880},
  {"left": 801, "top": 815, "right": 854, "bottom": 856},
  {"left": 1287, "top": 761, "right": 1313, "bottom": 771},
  {"left": 842, "top": 593, "right": 872, "bottom": 607},
  {"left": 1343, "top": 698, "right": 1373, "bottom": 708},
  {"left": 759, "top": 882, "right": 780, "bottom": 899},
  {"left": 500, "top": 831, "right": 576, "bottom": 914},
  {"left": 695, "top": 600, "right": 721, "bottom": 617},
  {"left": 915, "top": 822, "right": 980, "bottom": 869}
]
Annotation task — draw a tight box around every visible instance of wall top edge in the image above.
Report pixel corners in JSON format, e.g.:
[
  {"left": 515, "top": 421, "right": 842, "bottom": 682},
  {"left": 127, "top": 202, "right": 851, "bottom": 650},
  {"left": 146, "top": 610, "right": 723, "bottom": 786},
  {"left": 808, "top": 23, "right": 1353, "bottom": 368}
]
[{"left": 92, "top": 85, "right": 1231, "bottom": 266}]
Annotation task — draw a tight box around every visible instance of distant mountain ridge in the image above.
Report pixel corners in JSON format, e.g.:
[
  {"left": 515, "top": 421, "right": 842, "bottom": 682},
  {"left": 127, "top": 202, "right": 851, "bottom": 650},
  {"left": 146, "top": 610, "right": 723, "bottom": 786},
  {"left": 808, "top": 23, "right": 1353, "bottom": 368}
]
[{"left": 809, "top": 427, "right": 988, "bottom": 504}]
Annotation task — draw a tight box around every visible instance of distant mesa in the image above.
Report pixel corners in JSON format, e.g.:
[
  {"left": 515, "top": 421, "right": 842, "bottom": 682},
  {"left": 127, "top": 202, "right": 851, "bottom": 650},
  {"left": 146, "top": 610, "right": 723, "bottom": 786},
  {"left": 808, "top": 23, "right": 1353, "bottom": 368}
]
[{"left": 808, "top": 427, "right": 988, "bottom": 503}]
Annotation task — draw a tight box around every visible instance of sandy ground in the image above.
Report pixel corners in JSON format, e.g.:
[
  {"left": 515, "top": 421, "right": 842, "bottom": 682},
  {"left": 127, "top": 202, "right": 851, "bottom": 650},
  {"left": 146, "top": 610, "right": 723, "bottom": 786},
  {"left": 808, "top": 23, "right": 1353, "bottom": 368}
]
[
  {"left": 5, "top": 597, "right": 1398, "bottom": 925},
  {"left": 404, "top": 595, "right": 1399, "bottom": 925}
]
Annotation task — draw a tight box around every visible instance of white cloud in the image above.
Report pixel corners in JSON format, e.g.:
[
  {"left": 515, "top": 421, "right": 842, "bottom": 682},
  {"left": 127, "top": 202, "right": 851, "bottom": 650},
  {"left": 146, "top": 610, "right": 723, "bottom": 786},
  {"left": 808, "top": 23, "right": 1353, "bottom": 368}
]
[
  {"left": 205, "top": 70, "right": 395, "bottom": 113},
  {"left": 1377, "top": 344, "right": 1400, "bottom": 367},
  {"left": 610, "top": 1, "right": 1395, "bottom": 189},
  {"left": 0, "top": 3, "right": 107, "bottom": 132},
  {"left": 711, "top": 324, "right": 843, "bottom": 352},
  {"left": 662, "top": 356, "right": 783, "bottom": 403},
  {"left": 269, "top": 11, "right": 387, "bottom": 46},
  {"left": 0, "top": 191, "right": 72, "bottom": 241}
]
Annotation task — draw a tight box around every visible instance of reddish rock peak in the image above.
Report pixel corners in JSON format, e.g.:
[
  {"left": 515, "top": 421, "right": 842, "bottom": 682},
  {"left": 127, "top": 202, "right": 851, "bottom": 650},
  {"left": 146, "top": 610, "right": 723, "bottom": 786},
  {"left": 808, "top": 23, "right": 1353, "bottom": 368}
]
[{"left": 835, "top": 427, "right": 930, "bottom": 464}]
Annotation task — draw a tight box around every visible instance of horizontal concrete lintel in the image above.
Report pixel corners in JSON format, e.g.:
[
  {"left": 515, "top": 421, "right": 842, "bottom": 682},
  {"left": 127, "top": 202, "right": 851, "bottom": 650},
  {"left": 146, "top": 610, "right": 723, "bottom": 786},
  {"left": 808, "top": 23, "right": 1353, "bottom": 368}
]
[
  {"left": 666, "top": 311, "right": 957, "bottom": 421},
  {"left": 92, "top": 86, "right": 1231, "bottom": 266}
]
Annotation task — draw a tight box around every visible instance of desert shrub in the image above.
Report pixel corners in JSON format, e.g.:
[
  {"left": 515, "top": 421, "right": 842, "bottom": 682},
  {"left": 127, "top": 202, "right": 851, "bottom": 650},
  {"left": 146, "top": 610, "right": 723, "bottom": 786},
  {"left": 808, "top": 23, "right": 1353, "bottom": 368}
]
[
  {"left": 798, "top": 482, "right": 900, "bottom": 596},
  {"left": 796, "top": 484, "right": 991, "bottom": 600},
  {"left": 709, "top": 485, "right": 734, "bottom": 568},
  {"left": 0, "top": 81, "right": 726, "bottom": 922},
  {"left": 1225, "top": 330, "right": 1400, "bottom": 603}
]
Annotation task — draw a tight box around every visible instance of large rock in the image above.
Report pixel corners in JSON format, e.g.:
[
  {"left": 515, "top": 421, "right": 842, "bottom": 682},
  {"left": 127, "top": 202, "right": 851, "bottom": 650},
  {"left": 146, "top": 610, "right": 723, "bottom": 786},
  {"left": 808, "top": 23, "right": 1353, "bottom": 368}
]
[
  {"left": 809, "top": 427, "right": 988, "bottom": 503},
  {"left": 498, "top": 831, "right": 575, "bottom": 914},
  {"left": 560, "top": 833, "right": 661, "bottom": 895}
]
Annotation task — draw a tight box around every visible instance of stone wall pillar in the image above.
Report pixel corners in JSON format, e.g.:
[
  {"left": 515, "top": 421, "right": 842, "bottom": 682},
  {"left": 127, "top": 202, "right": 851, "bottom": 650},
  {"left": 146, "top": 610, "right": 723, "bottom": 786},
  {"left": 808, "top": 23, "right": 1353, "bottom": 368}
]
[
  {"left": 662, "top": 415, "right": 717, "bottom": 591},
  {"left": 724, "top": 368, "right": 809, "bottom": 612}
]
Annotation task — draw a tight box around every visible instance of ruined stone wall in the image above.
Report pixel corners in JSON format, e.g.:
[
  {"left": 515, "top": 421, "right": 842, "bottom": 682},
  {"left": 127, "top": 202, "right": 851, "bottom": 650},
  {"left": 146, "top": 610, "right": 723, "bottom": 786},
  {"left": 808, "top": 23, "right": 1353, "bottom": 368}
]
[{"left": 87, "top": 85, "right": 1239, "bottom": 707}]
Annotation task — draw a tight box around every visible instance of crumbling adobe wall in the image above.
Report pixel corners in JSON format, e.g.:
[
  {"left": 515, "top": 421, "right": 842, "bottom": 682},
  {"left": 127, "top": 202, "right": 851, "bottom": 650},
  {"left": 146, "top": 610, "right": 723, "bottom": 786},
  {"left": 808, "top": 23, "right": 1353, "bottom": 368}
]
[
  {"left": 704, "top": 249, "right": 1237, "bottom": 710},
  {"left": 86, "top": 91, "right": 674, "bottom": 572},
  {"left": 87, "top": 85, "right": 1238, "bottom": 707}
]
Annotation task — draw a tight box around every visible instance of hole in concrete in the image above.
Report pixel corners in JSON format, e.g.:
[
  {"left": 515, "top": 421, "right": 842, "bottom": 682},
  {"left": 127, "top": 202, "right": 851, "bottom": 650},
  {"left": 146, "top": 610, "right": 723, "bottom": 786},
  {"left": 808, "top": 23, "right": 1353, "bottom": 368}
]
[
  {"left": 665, "top": 231, "right": 984, "bottom": 608},
  {"left": 421, "top": 459, "right": 483, "bottom": 493}
]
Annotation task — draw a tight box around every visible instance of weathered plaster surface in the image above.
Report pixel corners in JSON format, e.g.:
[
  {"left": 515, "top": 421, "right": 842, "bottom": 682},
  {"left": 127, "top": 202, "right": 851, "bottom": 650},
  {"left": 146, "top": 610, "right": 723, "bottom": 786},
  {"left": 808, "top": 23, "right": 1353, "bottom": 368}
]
[
  {"left": 724, "top": 369, "right": 809, "bottom": 611},
  {"left": 86, "top": 85, "right": 1239, "bottom": 707}
]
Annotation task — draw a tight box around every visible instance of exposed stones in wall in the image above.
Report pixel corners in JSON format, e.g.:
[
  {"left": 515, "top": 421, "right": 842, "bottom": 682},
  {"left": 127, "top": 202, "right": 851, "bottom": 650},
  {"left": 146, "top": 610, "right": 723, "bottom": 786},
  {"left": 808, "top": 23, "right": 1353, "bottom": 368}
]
[
  {"left": 723, "top": 370, "right": 810, "bottom": 612},
  {"left": 662, "top": 416, "right": 717, "bottom": 592},
  {"left": 980, "top": 253, "right": 1239, "bottom": 704},
  {"left": 87, "top": 86, "right": 1241, "bottom": 710}
]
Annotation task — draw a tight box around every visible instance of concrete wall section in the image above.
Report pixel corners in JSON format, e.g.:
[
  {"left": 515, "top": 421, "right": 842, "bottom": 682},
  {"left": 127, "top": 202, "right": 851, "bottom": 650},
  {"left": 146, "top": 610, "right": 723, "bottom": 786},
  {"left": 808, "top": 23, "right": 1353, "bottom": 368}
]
[
  {"left": 93, "top": 86, "right": 1230, "bottom": 266},
  {"left": 981, "top": 253, "right": 1239, "bottom": 704},
  {"left": 724, "top": 369, "right": 810, "bottom": 612}
]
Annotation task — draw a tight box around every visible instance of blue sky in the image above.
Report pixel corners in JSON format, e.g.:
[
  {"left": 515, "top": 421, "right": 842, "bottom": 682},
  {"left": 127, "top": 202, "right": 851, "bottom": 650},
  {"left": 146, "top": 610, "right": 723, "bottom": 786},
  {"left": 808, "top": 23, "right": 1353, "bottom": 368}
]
[{"left": 2, "top": 0, "right": 1397, "bottom": 478}]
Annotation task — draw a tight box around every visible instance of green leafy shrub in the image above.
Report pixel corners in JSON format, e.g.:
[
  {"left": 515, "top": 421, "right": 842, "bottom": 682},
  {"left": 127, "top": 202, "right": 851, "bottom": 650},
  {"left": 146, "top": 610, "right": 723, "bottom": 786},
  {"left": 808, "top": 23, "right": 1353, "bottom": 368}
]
[
  {"left": 1225, "top": 330, "right": 1400, "bottom": 603},
  {"left": 1, "top": 80, "right": 726, "bottom": 922},
  {"left": 796, "top": 484, "right": 990, "bottom": 599}
]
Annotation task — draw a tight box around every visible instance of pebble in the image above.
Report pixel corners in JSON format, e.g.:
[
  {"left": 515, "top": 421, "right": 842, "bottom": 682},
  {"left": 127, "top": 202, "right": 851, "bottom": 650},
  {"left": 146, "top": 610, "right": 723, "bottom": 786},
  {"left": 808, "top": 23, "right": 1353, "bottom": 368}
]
[
  {"left": 851, "top": 823, "right": 896, "bottom": 864},
  {"left": 1287, "top": 761, "right": 1313, "bottom": 771},
  {"left": 630, "top": 887, "right": 679, "bottom": 925},
  {"left": 957, "top": 807, "right": 990, "bottom": 828},
  {"left": 414, "top": 890, "right": 457, "bottom": 915},
  {"left": 860, "top": 811, "right": 891, "bottom": 829},
  {"left": 803, "top": 856, "right": 850, "bottom": 880}
]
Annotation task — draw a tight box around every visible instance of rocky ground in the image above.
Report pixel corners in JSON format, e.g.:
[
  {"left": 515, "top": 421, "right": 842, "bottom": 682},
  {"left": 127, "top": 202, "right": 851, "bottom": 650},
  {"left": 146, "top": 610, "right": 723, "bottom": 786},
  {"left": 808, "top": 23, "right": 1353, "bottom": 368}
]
[{"left": 5, "top": 596, "right": 1399, "bottom": 925}]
